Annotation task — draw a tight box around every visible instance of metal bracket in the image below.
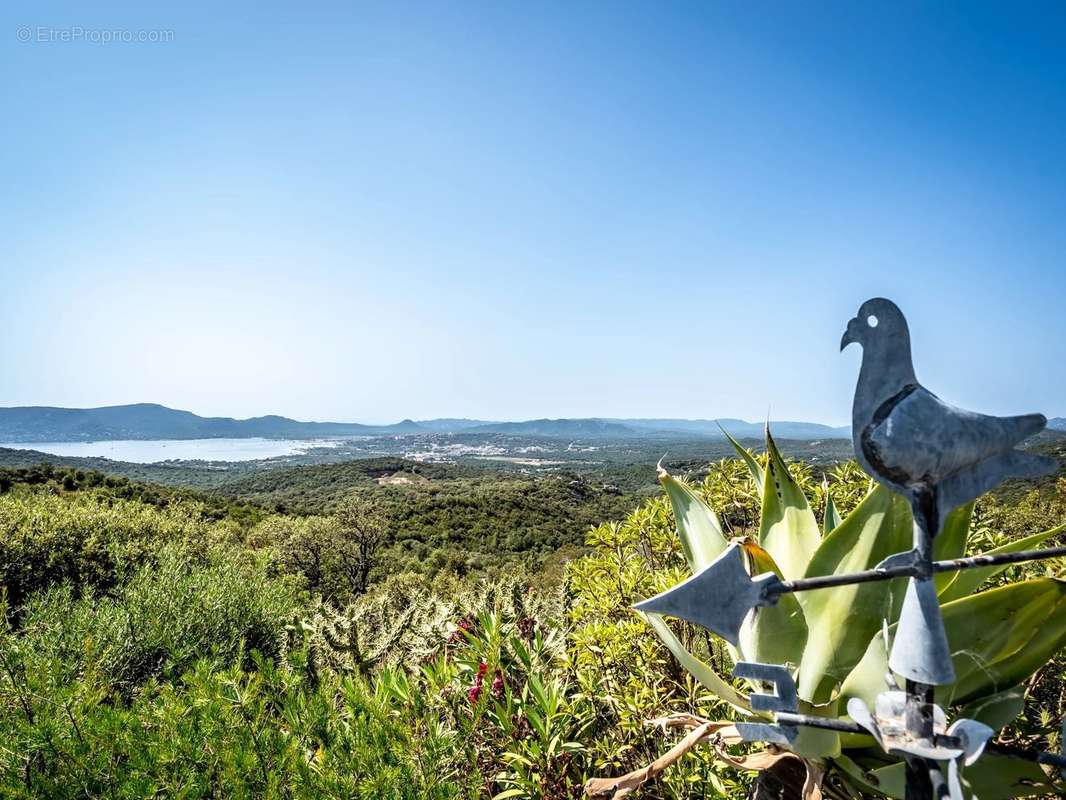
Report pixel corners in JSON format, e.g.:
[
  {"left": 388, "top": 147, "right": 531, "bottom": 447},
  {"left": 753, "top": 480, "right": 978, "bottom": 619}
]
[
  {"left": 732, "top": 662, "right": 799, "bottom": 747},
  {"left": 848, "top": 692, "right": 961, "bottom": 761}
]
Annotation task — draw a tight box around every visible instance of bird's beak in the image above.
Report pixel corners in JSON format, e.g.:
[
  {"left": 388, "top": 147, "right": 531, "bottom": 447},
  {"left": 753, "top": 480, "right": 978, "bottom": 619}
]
[{"left": 840, "top": 318, "right": 859, "bottom": 351}]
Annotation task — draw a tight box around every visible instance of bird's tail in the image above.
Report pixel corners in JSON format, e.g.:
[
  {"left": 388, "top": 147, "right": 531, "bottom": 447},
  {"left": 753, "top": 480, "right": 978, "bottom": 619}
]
[
  {"left": 997, "top": 413, "right": 1048, "bottom": 447},
  {"left": 938, "top": 449, "right": 1058, "bottom": 525}
]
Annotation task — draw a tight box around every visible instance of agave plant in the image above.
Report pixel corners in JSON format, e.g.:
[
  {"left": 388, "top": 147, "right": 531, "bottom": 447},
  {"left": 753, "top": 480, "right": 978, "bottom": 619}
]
[{"left": 589, "top": 429, "right": 1066, "bottom": 800}]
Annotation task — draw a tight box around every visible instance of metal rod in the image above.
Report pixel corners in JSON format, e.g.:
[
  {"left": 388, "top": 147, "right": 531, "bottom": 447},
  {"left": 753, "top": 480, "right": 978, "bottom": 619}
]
[
  {"left": 774, "top": 713, "right": 863, "bottom": 734},
  {"left": 771, "top": 544, "right": 1066, "bottom": 597},
  {"left": 931, "top": 544, "right": 1066, "bottom": 574},
  {"left": 904, "top": 679, "right": 936, "bottom": 800}
]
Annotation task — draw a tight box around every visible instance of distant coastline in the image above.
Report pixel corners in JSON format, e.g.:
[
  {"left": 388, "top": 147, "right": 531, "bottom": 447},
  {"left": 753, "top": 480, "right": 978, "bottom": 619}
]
[{"left": 0, "top": 402, "right": 856, "bottom": 443}]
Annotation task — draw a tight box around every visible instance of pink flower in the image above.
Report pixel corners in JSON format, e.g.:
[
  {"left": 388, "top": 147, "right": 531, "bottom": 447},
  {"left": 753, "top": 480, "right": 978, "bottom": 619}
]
[
  {"left": 468, "top": 661, "right": 489, "bottom": 704},
  {"left": 447, "top": 618, "right": 474, "bottom": 645}
]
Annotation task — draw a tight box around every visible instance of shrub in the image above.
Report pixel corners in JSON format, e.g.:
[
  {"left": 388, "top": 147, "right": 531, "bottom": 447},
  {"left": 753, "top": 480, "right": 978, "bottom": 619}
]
[
  {"left": 6, "top": 544, "right": 299, "bottom": 691},
  {"left": 0, "top": 489, "right": 235, "bottom": 609},
  {"left": 0, "top": 655, "right": 465, "bottom": 799}
]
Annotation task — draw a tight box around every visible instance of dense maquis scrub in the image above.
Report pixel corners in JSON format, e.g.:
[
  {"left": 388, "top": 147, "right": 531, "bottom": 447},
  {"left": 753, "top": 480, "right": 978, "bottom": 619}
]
[{"left": 0, "top": 444, "right": 1061, "bottom": 798}]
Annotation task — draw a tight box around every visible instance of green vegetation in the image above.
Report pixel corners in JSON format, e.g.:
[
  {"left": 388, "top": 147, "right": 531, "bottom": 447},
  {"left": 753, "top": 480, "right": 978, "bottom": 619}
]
[
  {"left": 221, "top": 459, "right": 638, "bottom": 578},
  {"left": 0, "top": 435, "right": 1062, "bottom": 798}
]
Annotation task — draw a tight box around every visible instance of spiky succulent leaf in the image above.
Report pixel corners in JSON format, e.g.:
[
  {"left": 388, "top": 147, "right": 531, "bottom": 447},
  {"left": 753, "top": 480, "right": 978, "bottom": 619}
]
[
  {"left": 933, "top": 501, "right": 975, "bottom": 593},
  {"left": 758, "top": 429, "right": 821, "bottom": 581},
  {"left": 737, "top": 539, "right": 808, "bottom": 666},
  {"left": 960, "top": 686, "right": 1026, "bottom": 732},
  {"left": 789, "top": 703, "right": 842, "bottom": 759},
  {"left": 719, "top": 425, "right": 765, "bottom": 492},
  {"left": 951, "top": 754, "right": 1059, "bottom": 799},
  {"left": 658, "top": 468, "right": 729, "bottom": 573},
  {"left": 950, "top": 591, "right": 1066, "bottom": 704},
  {"left": 939, "top": 523, "right": 1066, "bottom": 603},
  {"left": 945, "top": 578, "right": 1066, "bottom": 704},
  {"left": 822, "top": 483, "right": 842, "bottom": 534},
  {"left": 795, "top": 485, "right": 912, "bottom": 703}
]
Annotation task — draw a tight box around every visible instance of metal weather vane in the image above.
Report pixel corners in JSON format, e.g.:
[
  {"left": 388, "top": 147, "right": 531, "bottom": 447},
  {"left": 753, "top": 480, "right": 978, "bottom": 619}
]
[{"left": 635, "top": 298, "right": 1064, "bottom": 800}]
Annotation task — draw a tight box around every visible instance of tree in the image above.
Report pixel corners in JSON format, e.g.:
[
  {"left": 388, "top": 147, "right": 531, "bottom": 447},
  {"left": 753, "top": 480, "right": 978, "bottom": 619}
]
[{"left": 332, "top": 495, "right": 388, "bottom": 597}]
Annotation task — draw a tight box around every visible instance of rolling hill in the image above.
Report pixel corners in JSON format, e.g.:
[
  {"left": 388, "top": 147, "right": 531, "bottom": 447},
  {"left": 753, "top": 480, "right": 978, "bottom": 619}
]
[
  {"left": 0, "top": 404, "right": 422, "bottom": 443},
  {"left": 610, "top": 418, "right": 852, "bottom": 439},
  {"left": 467, "top": 419, "right": 638, "bottom": 437}
]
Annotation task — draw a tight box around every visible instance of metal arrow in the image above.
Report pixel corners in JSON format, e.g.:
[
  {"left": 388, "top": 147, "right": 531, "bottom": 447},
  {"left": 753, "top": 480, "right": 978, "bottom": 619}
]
[{"left": 633, "top": 541, "right": 1066, "bottom": 647}]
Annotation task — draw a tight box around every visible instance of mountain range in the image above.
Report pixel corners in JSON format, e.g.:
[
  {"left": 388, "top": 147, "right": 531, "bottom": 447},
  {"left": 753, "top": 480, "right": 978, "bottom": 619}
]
[
  {"left": 1, "top": 404, "right": 1061, "bottom": 444},
  {"left": 0, "top": 404, "right": 421, "bottom": 443}
]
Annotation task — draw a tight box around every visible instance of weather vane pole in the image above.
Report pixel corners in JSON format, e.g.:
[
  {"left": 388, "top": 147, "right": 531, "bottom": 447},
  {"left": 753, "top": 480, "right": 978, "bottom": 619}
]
[{"left": 636, "top": 298, "right": 1061, "bottom": 800}]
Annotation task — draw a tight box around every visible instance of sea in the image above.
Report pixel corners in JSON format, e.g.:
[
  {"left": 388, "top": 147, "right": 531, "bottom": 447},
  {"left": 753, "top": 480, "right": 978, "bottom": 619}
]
[{"left": 0, "top": 438, "right": 342, "bottom": 464}]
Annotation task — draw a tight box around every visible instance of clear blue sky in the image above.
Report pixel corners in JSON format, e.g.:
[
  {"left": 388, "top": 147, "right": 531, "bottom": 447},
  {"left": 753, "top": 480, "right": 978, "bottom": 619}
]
[{"left": 2, "top": 1, "right": 1064, "bottom": 425}]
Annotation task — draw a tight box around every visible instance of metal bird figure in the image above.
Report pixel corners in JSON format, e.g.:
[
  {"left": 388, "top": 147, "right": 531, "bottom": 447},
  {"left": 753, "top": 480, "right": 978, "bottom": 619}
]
[
  {"left": 842, "top": 297, "right": 1057, "bottom": 685},
  {"left": 841, "top": 297, "right": 1056, "bottom": 533}
]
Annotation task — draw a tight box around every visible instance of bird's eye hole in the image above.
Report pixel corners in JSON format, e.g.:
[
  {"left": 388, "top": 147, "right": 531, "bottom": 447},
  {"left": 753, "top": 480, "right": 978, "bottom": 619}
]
[{"left": 867, "top": 315, "right": 879, "bottom": 328}]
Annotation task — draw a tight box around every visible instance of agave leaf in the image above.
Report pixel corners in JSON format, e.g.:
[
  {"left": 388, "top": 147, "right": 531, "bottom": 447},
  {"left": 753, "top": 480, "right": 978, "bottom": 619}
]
[
  {"left": 659, "top": 467, "right": 729, "bottom": 573},
  {"left": 959, "top": 685, "right": 1025, "bottom": 732},
  {"left": 641, "top": 612, "right": 751, "bottom": 714},
  {"left": 737, "top": 539, "right": 808, "bottom": 666},
  {"left": 840, "top": 578, "right": 1066, "bottom": 710},
  {"left": 950, "top": 591, "right": 1066, "bottom": 705},
  {"left": 934, "top": 502, "right": 974, "bottom": 560},
  {"left": 833, "top": 753, "right": 902, "bottom": 799},
  {"left": 758, "top": 428, "right": 821, "bottom": 581},
  {"left": 658, "top": 467, "right": 742, "bottom": 662},
  {"left": 952, "top": 754, "right": 1061, "bottom": 799},
  {"left": 796, "top": 485, "right": 911, "bottom": 704},
  {"left": 718, "top": 424, "right": 765, "bottom": 492},
  {"left": 822, "top": 483, "right": 842, "bottom": 535},
  {"left": 789, "top": 700, "right": 842, "bottom": 759},
  {"left": 836, "top": 628, "right": 891, "bottom": 715},
  {"left": 945, "top": 578, "right": 1066, "bottom": 705},
  {"left": 939, "top": 523, "right": 1066, "bottom": 603},
  {"left": 933, "top": 502, "right": 974, "bottom": 594}
]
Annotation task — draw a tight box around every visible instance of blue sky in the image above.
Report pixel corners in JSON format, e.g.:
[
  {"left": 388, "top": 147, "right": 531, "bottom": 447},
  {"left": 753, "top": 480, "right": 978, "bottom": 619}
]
[{"left": 2, "top": 1, "right": 1064, "bottom": 424}]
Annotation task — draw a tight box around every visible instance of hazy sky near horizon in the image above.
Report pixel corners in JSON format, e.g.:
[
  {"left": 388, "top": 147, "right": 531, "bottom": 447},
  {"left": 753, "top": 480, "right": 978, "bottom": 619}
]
[{"left": 3, "top": 2, "right": 1065, "bottom": 425}]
